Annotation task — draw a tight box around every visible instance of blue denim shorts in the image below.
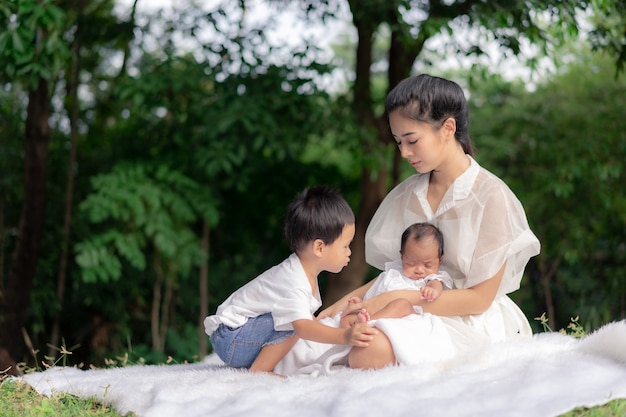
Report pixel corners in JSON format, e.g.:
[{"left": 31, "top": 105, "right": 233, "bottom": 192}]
[{"left": 209, "top": 313, "right": 296, "bottom": 368}]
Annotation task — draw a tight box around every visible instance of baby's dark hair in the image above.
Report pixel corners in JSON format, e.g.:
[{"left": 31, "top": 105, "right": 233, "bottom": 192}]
[
  {"left": 386, "top": 74, "right": 474, "bottom": 157},
  {"left": 400, "top": 222, "right": 444, "bottom": 258},
  {"left": 284, "top": 185, "right": 355, "bottom": 253}
]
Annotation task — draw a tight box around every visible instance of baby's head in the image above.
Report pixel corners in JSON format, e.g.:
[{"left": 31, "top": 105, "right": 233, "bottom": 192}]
[
  {"left": 284, "top": 185, "right": 355, "bottom": 255},
  {"left": 399, "top": 223, "right": 444, "bottom": 280}
]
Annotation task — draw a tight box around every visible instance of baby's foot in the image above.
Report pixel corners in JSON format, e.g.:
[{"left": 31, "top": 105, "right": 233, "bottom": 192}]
[
  {"left": 356, "top": 309, "right": 370, "bottom": 323},
  {"left": 348, "top": 296, "right": 362, "bottom": 305}
]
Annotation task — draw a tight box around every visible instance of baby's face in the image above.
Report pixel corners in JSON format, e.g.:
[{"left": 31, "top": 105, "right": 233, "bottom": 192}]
[{"left": 401, "top": 236, "right": 441, "bottom": 280}]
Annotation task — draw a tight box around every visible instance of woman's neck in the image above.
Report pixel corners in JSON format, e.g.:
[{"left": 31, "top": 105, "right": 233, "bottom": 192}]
[{"left": 429, "top": 146, "right": 470, "bottom": 190}]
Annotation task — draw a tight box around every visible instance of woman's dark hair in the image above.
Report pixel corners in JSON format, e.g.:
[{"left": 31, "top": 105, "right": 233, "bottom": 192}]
[
  {"left": 400, "top": 222, "right": 444, "bottom": 258},
  {"left": 284, "top": 185, "right": 355, "bottom": 253},
  {"left": 386, "top": 74, "right": 474, "bottom": 157}
]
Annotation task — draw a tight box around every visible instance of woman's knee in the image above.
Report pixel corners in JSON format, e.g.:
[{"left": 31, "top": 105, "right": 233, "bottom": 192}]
[{"left": 348, "top": 332, "right": 395, "bottom": 369}]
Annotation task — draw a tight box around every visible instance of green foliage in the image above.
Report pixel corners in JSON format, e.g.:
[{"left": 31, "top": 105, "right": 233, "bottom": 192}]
[
  {"left": 75, "top": 163, "right": 217, "bottom": 283},
  {"left": 535, "top": 313, "right": 587, "bottom": 338},
  {"left": 0, "top": 0, "right": 70, "bottom": 86}
]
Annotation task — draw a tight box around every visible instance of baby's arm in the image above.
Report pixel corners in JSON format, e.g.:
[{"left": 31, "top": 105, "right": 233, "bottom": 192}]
[{"left": 420, "top": 279, "right": 444, "bottom": 302}]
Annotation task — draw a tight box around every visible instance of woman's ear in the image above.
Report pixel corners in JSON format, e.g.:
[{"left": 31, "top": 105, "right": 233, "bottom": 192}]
[{"left": 441, "top": 117, "right": 456, "bottom": 138}]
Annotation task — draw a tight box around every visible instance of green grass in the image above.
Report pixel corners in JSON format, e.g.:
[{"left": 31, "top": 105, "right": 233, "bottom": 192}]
[
  {"left": 560, "top": 399, "right": 626, "bottom": 416},
  {"left": 0, "top": 377, "right": 130, "bottom": 417}
]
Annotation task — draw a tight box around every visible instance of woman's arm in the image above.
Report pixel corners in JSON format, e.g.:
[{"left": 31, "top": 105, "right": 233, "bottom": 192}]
[
  {"left": 422, "top": 263, "right": 505, "bottom": 316},
  {"left": 317, "top": 279, "right": 377, "bottom": 319},
  {"left": 349, "top": 263, "right": 506, "bottom": 317}
]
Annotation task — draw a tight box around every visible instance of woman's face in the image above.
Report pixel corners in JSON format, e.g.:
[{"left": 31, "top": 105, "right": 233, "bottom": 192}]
[{"left": 389, "top": 110, "right": 447, "bottom": 174}]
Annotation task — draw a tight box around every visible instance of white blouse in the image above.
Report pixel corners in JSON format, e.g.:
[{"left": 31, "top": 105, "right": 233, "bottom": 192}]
[{"left": 366, "top": 156, "right": 540, "bottom": 297}]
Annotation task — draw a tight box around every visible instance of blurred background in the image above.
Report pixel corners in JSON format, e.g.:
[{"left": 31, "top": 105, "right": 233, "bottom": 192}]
[{"left": 1, "top": 0, "right": 625, "bottom": 372}]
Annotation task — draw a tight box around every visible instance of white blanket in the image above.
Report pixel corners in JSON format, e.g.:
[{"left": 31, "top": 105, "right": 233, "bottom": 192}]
[{"left": 21, "top": 320, "right": 626, "bottom": 417}]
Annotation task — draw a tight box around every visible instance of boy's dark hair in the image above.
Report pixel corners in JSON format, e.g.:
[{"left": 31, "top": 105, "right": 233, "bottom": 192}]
[
  {"left": 400, "top": 222, "right": 444, "bottom": 258},
  {"left": 284, "top": 185, "right": 355, "bottom": 253}
]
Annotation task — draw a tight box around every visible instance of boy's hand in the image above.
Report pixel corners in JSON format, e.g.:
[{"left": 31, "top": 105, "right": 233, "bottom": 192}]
[{"left": 343, "top": 322, "right": 377, "bottom": 347}]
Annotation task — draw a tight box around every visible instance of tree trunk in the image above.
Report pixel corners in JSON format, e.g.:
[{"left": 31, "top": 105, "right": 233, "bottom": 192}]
[
  {"left": 49, "top": 0, "right": 84, "bottom": 358},
  {"left": 198, "top": 221, "right": 209, "bottom": 357},
  {"left": 159, "top": 266, "right": 174, "bottom": 353},
  {"left": 152, "top": 252, "right": 164, "bottom": 351},
  {"left": 323, "top": 2, "right": 426, "bottom": 305},
  {"left": 0, "top": 79, "right": 51, "bottom": 375},
  {"left": 324, "top": 167, "right": 388, "bottom": 305},
  {"left": 0, "top": 199, "right": 4, "bottom": 295},
  {"left": 539, "top": 254, "right": 562, "bottom": 330}
]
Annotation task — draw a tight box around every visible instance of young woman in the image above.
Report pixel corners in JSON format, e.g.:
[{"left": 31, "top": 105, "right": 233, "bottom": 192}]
[{"left": 322, "top": 74, "right": 540, "bottom": 369}]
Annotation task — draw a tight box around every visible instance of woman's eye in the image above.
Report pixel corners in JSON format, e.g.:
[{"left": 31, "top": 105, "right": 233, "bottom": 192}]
[{"left": 408, "top": 139, "right": 418, "bottom": 145}]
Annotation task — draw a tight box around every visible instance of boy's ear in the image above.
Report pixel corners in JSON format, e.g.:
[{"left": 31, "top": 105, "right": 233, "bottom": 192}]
[{"left": 313, "top": 239, "right": 325, "bottom": 256}]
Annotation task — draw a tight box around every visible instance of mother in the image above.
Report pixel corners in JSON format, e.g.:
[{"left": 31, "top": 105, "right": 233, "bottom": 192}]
[{"left": 323, "top": 74, "right": 540, "bottom": 369}]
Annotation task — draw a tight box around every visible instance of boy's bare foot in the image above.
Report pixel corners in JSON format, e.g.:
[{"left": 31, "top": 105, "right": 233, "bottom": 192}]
[{"left": 356, "top": 308, "right": 370, "bottom": 324}]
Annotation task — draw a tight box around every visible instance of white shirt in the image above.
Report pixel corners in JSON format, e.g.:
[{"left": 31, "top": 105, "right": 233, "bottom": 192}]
[
  {"left": 364, "top": 259, "right": 453, "bottom": 300},
  {"left": 365, "top": 156, "right": 540, "bottom": 296},
  {"left": 204, "top": 253, "right": 321, "bottom": 335}
]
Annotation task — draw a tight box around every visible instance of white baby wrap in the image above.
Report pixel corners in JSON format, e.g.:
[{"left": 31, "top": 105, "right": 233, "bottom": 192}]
[{"left": 274, "top": 312, "right": 455, "bottom": 375}]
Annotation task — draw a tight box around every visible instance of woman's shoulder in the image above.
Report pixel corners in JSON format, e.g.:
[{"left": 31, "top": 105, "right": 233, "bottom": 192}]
[{"left": 473, "top": 163, "right": 518, "bottom": 200}]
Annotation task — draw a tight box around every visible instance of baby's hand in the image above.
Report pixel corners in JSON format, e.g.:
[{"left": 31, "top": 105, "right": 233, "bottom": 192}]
[{"left": 420, "top": 286, "right": 441, "bottom": 302}]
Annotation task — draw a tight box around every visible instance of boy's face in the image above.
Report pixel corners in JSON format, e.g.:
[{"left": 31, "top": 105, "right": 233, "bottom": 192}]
[
  {"left": 322, "top": 224, "right": 355, "bottom": 273},
  {"left": 401, "top": 236, "right": 441, "bottom": 280}
]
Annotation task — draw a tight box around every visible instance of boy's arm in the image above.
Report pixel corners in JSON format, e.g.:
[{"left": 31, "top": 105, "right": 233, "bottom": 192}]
[{"left": 292, "top": 319, "right": 377, "bottom": 346}]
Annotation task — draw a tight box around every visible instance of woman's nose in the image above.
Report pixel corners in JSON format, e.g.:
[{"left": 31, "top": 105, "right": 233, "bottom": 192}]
[{"left": 399, "top": 144, "right": 412, "bottom": 158}]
